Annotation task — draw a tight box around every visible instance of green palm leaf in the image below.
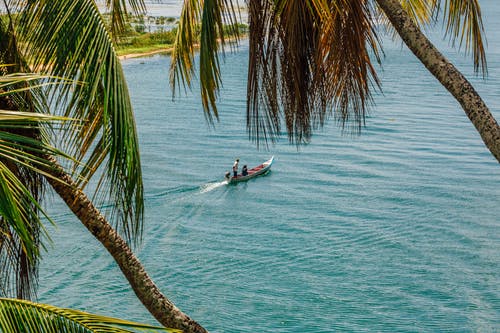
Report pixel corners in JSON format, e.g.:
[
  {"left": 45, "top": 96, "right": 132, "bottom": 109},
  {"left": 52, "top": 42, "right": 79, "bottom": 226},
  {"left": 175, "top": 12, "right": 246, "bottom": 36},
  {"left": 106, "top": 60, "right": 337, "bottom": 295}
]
[
  {"left": 0, "top": 109, "right": 72, "bottom": 300},
  {"left": 170, "top": 0, "right": 202, "bottom": 93},
  {"left": 378, "top": 0, "right": 486, "bottom": 74},
  {"left": 441, "top": 0, "right": 486, "bottom": 74},
  {"left": 0, "top": 70, "right": 75, "bottom": 299},
  {"left": 171, "top": 0, "right": 240, "bottom": 121},
  {"left": 393, "top": 0, "right": 436, "bottom": 26},
  {"left": 0, "top": 122, "right": 76, "bottom": 299},
  {"left": 12, "top": 0, "right": 144, "bottom": 245},
  {"left": 0, "top": 297, "right": 181, "bottom": 333},
  {"left": 104, "top": 0, "right": 147, "bottom": 38}
]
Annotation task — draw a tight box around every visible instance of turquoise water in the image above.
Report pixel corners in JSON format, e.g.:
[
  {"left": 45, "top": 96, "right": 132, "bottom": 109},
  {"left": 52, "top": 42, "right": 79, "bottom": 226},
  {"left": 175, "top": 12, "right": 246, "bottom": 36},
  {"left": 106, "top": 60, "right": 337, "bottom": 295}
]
[{"left": 39, "top": 2, "right": 499, "bottom": 332}]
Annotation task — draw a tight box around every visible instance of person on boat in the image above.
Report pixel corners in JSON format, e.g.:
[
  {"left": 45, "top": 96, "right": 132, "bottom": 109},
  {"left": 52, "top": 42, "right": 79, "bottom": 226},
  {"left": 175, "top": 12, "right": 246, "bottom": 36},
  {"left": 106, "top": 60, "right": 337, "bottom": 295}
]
[
  {"left": 232, "top": 158, "right": 239, "bottom": 177},
  {"left": 242, "top": 165, "right": 248, "bottom": 176}
]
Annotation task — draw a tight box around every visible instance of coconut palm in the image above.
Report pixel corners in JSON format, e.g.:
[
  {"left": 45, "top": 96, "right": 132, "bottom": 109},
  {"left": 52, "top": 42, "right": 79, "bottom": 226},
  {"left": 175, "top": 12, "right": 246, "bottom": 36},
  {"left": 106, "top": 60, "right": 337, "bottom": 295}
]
[
  {"left": 171, "top": 0, "right": 500, "bottom": 161},
  {"left": 0, "top": 297, "right": 179, "bottom": 333},
  {"left": 0, "top": 76, "right": 67, "bottom": 300},
  {"left": 1, "top": 1, "right": 207, "bottom": 332}
]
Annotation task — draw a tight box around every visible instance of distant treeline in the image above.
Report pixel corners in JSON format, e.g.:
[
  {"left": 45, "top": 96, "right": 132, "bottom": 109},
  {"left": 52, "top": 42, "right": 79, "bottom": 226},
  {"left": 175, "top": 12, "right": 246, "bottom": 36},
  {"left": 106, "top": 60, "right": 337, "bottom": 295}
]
[{"left": 102, "top": 14, "right": 247, "bottom": 56}]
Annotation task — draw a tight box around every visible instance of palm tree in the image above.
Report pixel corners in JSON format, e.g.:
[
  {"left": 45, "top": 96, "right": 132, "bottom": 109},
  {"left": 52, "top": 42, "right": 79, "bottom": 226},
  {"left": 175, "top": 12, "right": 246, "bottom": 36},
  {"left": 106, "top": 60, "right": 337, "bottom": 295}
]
[
  {"left": 171, "top": 0, "right": 500, "bottom": 162},
  {"left": 0, "top": 297, "right": 179, "bottom": 332},
  {"left": 0, "top": 76, "right": 67, "bottom": 300},
  {"left": 1, "top": 1, "right": 207, "bottom": 332}
]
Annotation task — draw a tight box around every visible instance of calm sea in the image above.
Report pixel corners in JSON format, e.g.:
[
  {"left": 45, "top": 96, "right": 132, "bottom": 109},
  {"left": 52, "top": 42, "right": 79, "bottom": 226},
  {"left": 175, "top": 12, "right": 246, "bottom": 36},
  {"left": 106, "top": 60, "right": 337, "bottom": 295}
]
[{"left": 39, "top": 1, "right": 499, "bottom": 332}]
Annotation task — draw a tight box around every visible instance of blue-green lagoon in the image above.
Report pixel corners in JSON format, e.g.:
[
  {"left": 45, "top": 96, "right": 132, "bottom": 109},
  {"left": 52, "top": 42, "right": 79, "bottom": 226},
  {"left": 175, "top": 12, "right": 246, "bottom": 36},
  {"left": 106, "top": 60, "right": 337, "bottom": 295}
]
[{"left": 40, "top": 2, "right": 499, "bottom": 332}]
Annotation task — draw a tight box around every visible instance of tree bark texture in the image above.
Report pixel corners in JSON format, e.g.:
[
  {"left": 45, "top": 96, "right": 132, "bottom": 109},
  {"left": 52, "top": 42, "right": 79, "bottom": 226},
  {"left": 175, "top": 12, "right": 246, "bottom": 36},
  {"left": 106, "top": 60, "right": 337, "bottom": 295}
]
[
  {"left": 44, "top": 156, "right": 208, "bottom": 333},
  {"left": 376, "top": 0, "right": 500, "bottom": 163}
]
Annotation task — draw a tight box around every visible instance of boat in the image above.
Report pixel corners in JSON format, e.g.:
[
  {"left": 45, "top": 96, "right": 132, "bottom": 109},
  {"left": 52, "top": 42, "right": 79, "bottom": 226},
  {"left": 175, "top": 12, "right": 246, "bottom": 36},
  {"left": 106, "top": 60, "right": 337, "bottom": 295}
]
[{"left": 225, "top": 156, "right": 274, "bottom": 184}]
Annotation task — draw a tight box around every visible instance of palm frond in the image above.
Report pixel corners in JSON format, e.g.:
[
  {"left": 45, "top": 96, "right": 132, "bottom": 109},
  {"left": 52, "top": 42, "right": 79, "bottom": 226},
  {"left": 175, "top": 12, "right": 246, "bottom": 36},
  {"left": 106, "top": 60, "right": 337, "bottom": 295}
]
[
  {"left": 247, "top": 0, "right": 319, "bottom": 145},
  {"left": 0, "top": 71, "right": 72, "bottom": 99},
  {"left": 13, "top": 0, "right": 144, "bottom": 245},
  {"left": 0, "top": 109, "right": 69, "bottom": 122},
  {"left": 203, "top": 0, "right": 240, "bottom": 118},
  {"left": 0, "top": 108, "right": 76, "bottom": 300},
  {"left": 318, "top": 0, "right": 381, "bottom": 133},
  {"left": 0, "top": 128, "right": 74, "bottom": 181},
  {"left": 0, "top": 163, "right": 46, "bottom": 299},
  {"left": 199, "top": 0, "right": 225, "bottom": 120},
  {"left": 0, "top": 297, "right": 181, "bottom": 333},
  {"left": 245, "top": 0, "right": 381, "bottom": 145},
  {"left": 400, "top": 0, "right": 437, "bottom": 26},
  {"left": 171, "top": 0, "right": 240, "bottom": 121},
  {"left": 440, "top": 0, "right": 487, "bottom": 74},
  {"left": 104, "top": 0, "right": 147, "bottom": 38},
  {"left": 1, "top": 17, "right": 53, "bottom": 300},
  {"left": 277, "top": 0, "right": 320, "bottom": 142},
  {"left": 375, "top": 0, "right": 437, "bottom": 38},
  {"left": 246, "top": 0, "right": 280, "bottom": 145},
  {"left": 170, "top": 0, "right": 203, "bottom": 97},
  {"left": 376, "top": 0, "right": 486, "bottom": 74}
]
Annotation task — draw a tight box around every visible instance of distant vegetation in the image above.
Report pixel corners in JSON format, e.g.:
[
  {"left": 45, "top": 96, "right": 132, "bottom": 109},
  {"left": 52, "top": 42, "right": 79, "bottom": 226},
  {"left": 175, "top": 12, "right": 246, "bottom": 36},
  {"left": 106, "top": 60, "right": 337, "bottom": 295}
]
[{"left": 104, "top": 14, "right": 247, "bottom": 56}]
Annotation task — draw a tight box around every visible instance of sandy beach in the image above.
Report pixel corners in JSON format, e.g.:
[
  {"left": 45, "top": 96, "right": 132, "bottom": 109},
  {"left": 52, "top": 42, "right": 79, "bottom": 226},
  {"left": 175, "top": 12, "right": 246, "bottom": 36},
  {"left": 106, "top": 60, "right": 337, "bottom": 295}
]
[{"left": 118, "top": 48, "right": 173, "bottom": 60}]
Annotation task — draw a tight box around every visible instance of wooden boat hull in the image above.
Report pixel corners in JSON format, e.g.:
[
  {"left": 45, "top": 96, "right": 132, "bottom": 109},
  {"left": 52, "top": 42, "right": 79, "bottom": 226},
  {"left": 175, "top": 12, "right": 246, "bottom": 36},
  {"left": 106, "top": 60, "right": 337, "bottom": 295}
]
[{"left": 226, "top": 156, "right": 274, "bottom": 184}]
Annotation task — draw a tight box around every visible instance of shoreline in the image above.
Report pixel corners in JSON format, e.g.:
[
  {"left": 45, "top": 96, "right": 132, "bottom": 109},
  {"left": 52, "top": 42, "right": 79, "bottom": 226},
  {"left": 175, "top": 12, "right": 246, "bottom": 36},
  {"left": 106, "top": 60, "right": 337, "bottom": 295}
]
[
  {"left": 118, "top": 47, "right": 173, "bottom": 60},
  {"left": 117, "top": 34, "right": 245, "bottom": 61}
]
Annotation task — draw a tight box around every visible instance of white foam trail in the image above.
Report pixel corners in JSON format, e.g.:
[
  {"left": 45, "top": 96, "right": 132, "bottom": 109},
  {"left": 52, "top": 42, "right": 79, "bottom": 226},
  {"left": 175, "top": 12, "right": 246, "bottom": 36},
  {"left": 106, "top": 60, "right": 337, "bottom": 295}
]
[{"left": 199, "top": 180, "right": 228, "bottom": 193}]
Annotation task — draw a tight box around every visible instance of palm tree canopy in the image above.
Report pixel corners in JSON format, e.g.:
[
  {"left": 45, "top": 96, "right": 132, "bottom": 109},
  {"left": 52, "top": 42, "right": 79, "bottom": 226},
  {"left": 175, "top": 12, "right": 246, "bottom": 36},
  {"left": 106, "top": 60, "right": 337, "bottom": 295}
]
[
  {"left": 0, "top": 71, "right": 78, "bottom": 299},
  {"left": 0, "top": 297, "right": 181, "bottom": 333},
  {"left": 170, "top": 0, "right": 486, "bottom": 145},
  {"left": 2, "top": 0, "right": 148, "bottom": 244},
  {"left": 3, "top": 3, "right": 212, "bottom": 330},
  {"left": 0, "top": 0, "right": 145, "bottom": 298}
]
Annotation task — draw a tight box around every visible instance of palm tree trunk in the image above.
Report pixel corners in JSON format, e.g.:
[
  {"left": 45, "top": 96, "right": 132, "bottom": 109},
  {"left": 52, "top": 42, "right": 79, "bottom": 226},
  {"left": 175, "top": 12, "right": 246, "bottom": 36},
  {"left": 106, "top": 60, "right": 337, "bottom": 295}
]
[
  {"left": 43, "top": 156, "right": 208, "bottom": 333},
  {"left": 375, "top": 0, "right": 500, "bottom": 163}
]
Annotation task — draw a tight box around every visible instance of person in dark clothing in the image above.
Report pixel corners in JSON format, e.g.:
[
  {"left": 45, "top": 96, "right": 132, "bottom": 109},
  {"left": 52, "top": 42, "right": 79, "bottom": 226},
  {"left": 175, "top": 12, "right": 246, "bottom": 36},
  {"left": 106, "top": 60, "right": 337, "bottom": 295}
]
[{"left": 242, "top": 165, "right": 248, "bottom": 176}]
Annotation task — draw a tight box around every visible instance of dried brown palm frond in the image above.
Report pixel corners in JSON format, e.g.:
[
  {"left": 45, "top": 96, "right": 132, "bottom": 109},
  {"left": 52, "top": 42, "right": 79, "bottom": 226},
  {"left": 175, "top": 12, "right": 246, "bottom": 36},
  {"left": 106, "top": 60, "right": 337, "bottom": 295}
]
[
  {"left": 172, "top": 0, "right": 488, "bottom": 147},
  {"left": 247, "top": 0, "right": 381, "bottom": 145},
  {"left": 247, "top": 0, "right": 322, "bottom": 145},
  {"left": 246, "top": 0, "right": 280, "bottom": 144},
  {"left": 317, "top": 0, "right": 381, "bottom": 134}
]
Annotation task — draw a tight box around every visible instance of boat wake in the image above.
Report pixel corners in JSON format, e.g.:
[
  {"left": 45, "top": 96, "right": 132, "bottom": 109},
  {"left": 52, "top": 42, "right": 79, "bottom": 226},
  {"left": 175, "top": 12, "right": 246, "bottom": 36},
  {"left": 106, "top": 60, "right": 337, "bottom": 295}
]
[{"left": 199, "top": 180, "right": 228, "bottom": 193}]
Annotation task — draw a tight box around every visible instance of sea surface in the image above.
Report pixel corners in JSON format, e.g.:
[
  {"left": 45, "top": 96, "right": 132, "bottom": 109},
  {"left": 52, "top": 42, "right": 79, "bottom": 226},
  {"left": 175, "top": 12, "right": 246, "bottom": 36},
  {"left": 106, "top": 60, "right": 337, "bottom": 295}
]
[{"left": 39, "top": 1, "right": 499, "bottom": 332}]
